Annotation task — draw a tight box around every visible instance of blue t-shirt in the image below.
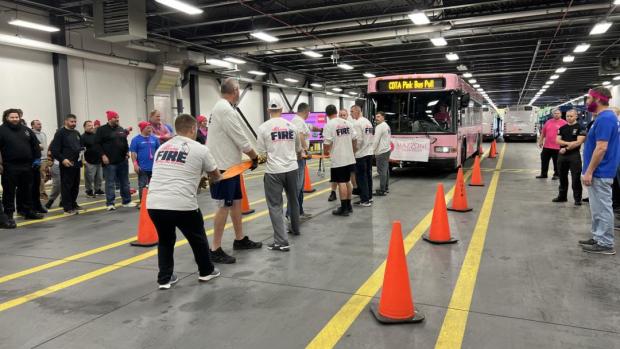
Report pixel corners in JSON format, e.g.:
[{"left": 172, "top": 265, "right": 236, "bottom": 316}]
[
  {"left": 582, "top": 110, "right": 620, "bottom": 178},
  {"left": 129, "top": 134, "right": 160, "bottom": 172}
]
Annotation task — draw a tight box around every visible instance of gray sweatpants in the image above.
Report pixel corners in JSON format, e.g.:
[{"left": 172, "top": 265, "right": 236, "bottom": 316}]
[
  {"left": 49, "top": 162, "right": 61, "bottom": 202},
  {"left": 375, "top": 151, "right": 390, "bottom": 192},
  {"left": 84, "top": 162, "right": 103, "bottom": 192},
  {"left": 264, "top": 170, "right": 300, "bottom": 245}
]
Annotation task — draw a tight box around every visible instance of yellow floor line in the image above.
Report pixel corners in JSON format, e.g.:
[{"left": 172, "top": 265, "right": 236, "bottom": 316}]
[
  {"left": 434, "top": 144, "right": 506, "bottom": 349},
  {"left": 305, "top": 152, "right": 495, "bottom": 349},
  {"left": 0, "top": 178, "right": 330, "bottom": 285},
  {"left": 0, "top": 187, "right": 332, "bottom": 313}
]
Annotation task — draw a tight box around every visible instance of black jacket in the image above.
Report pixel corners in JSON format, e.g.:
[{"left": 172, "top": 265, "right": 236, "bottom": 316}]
[
  {"left": 94, "top": 123, "right": 129, "bottom": 165},
  {"left": 81, "top": 132, "right": 101, "bottom": 164},
  {"left": 0, "top": 123, "right": 40, "bottom": 165},
  {"left": 50, "top": 127, "right": 82, "bottom": 163}
]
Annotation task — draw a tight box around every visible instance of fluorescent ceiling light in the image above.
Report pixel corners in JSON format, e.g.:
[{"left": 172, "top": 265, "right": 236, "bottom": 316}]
[
  {"left": 590, "top": 21, "right": 612, "bottom": 35},
  {"left": 8, "top": 19, "right": 60, "bottom": 32},
  {"left": 126, "top": 43, "right": 160, "bottom": 53},
  {"left": 284, "top": 78, "right": 299, "bottom": 83},
  {"left": 543, "top": 85, "right": 550, "bottom": 88},
  {"left": 476, "top": 88, "right": 483, "bottom": 92},
  {"left": 251, "top": 31, "right": 279, "bottom": 42},
  {"left": 468, "top": 79, "right": 477, "bottom": 84},
  {"left": 615, "top": 0, "right": 620, "bottom": 4},
  {"left": 302, "top": 50, "right": 323, "bottom": 58},
  {"left": 473, "top": 84, "right": 480, "bottom": 88},
  {"left": 430, "top": 37, "right": 447, "bottom": 46},
  {"left": 248, "top": 70, "right": 266, "bottom": 76},
  {"left": 348, "top": 91, "right": 358, "bottom": 95},
  {"left": 338, "top": 63, "right": 354, "bottom": 70},
  {"left": 613, "top": 75, "right": 620, "bottom": 80},
  {"left": 205, "top": 59, "right": 232, "bottom": 68},
  {"left": 602, "top": 81, "right": 611, "bottom": 86},
  {"left": 574, "top": 43, "right": 590, "bottom": 53},
  {"left": 456, "top": 65, "right": 468, "bottom": 71},
  {"left": 223, "top": 57, "right": 246, "bottom": 64},
  {"left": 326, "top": 91, "right": 334, "bottom": 95},
  {"left": 546, "top": 80, "right": 555, "bottom": 85},
  {"left": 445, "top": 53, "right": 459, "bottom": 61},
  {"left": 550, "top": 74, "right": 560, "bottom": 80},
  {"left": 408, "top": 11, "right": 430, "bottom": 25},
  {"left": 463, "top": 72, "right": 473, "bottom": 78},
  {"left": 155, "top": 0, "right": 203, "bottom": 15},
  {"left": 332, "top": 87, "right": 343, "bottom": 92},
  {"left": 363, "top": 73, "right": 376, "bottom": 78},
  {"left": 310, "top": 83, "right": 323, "bottom": 88},
  {"left": 563, "top": 55, "right": 575, "bottom": 63},
  {"left": 555, "top": 67, "right": 567, "bottom": 73}
]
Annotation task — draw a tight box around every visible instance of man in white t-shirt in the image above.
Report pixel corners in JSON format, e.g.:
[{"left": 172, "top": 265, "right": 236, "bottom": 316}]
[
  {"left": 323, "top": 104, "right": 357, "bottom": 216},
  {"left": 351, "top": 105, "right": 375, "bottom": 206},
  {"left": 206, "top": 78, "right": 262, "bottom": 264},
  {"left": 286, "top": 102, "right": 312, "bottom": 221},
  {"left": 373, "top": 111, "right": 392, "bottom": 195},
  {"left": 257, "top": 99, "right": 302, "bottom": 251},
  {"left": 147, "top": 114, "right": 222, "bottom": 290},
  {"left": 329, "top": 108, "right": 355, "bottom": 202}
]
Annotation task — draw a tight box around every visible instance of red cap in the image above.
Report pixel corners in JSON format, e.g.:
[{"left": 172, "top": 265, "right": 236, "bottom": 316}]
[
  {"left": 138, "top": 121, "right": 151, "bottom": 131},
  {"left": 196, "top": 115, "right": 207, "bottom": 123},
  {"left": 94, "top": 120, "right": 101, "bottom": 127},
  {"left": 106, "top": 110, "right": 119, "bottom": 120}
]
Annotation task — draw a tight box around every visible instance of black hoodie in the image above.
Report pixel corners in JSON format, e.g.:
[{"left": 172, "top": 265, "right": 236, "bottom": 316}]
[{"left": 0, "top": 121, "right": 40, "bottom": 165}]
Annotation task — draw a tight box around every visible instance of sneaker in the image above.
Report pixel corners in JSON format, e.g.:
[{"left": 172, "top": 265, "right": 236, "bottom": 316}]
[
  {"left": 267, "top": 242, "right": 290, "bottom": 252},
  {"left": 44, "top": 200, "right": 54, "bottom": 209},
  {"left": 535, "top": 175, "right": 547, "bottom": 179},
  {"left": 158, "top": 274, "right": 179, "bottom": 290},
  {"left": 95, "top": 189, "right": 105, "bottom": 195},
  {"left": 301, "top": 212, "right": 313, "bottom": 219},
  {"left": 35, "top": 206, "right": 48, "bottom": 214},
  {"left": 210, "top": 248, "right": 236, "bottom": 264},
  {"left": 578, "top": 238, "right": 597, "bottom": 246},
  {"left": 106, "top": 205, "right": 116, "bottom": 211},
  {"left": 574, "top": 201, "right": 582, "bottom": 206},
  {"left": 288, "top": 230, "right": 300, "bottom": 236},
  {"left": 552, "top": 175, "right": 559, "bottom": 180},
  {"left": 374, "top": 190, "right": 386, "bottom": 196},
  {"left": 0, "top": 220, "right": 16, "bottom": 229},
  {"left": 21, "top": 211, "right": 44, "bottom": 220},
  {"left": 328, "top": 191, "right": 337, "bottom": 202},
  {"left": 122, "top": 202, "right": 137, "bottom": 208},
  {"left": 85, "top": 190, "right": 95, "bottom": 198},
  {"left": 233, "top": 236, "right": 263, "bottom": 250},
  {"left": 369, "top": 198, "right": 374, "bottom": 203},
  {"left": 332, "top": 207, "right": 350, "bottom": 216},
  {"left": 198, "top": 268, "right": 221, "bottom": 282},
  {"left": 582, "top": 243, "right": 616, "bottom": 255},
  {"left": 74, "top": 205, "right": 86, "bottom": 212},
  {"left": 582, "top": 197, "right": 589, "bottom": 203},
  {"left": 552, "top": 197, "right": 567, "bottom": 203},
  {"left": 63, "top": 210, "right": 78, "bottom": 216},
  {"left": 354, "top": 200, "right": 372, "bottom": 207}
]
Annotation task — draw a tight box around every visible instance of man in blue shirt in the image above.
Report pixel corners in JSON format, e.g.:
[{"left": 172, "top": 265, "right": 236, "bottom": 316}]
[
  {"left": 130, "top": 121, "right": 160, "bottom": 208},
  {"left": 580, "top": 87, "right": 618, "bottom": 255}
]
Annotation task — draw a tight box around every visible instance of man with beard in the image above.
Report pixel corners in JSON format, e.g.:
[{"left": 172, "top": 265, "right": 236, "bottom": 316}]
[{"left": 50, "top": 114, "right": 83, "bottom": 215}]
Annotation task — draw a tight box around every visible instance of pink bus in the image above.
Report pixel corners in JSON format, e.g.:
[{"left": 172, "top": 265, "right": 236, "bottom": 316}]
[{"left": 367, "top": 73, "right": 484, "bottom": 170}]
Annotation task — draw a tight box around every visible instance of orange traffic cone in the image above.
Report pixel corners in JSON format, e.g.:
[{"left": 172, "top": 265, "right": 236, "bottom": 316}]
[
  {"left": 469, "top": 155, "right": 485, "bottom": 187},
  {"left": 423, "top": 183, "right": 458, "bottom": 244},
  {"left": 303, "top": 164, "right": 316, "bottom": 193},
  {"left": 489, "top": 140, "right": 497, "bottom": 159},
  {"left": 370, "top": 221, "right": 425, "bottom": 324},
  {"left": 448, "top": 168, "right": 473, "bottom": 212},
  {"left": 240, "top": 174, "right": 255, "bottom": 215},
  {"left": 130, "top": 188, "right": 158, "bottom": 247}
]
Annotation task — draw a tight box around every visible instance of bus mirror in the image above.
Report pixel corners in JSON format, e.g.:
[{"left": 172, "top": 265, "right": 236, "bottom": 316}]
[{"left": 460, "top": 94, "right": 470, "bottom": 108}]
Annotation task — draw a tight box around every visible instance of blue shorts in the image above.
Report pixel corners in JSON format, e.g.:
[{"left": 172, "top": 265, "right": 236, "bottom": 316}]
[{"left": 210, "top": 174, "right": 242, "bottom": 207}]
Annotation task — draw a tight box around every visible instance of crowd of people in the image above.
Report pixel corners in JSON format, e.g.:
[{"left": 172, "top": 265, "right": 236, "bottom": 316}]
[{"left": 538, "top": 86, "right": 620, "bottom": 255}]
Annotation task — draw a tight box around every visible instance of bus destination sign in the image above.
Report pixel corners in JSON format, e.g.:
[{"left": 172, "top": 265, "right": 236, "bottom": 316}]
[{"left": 377, "top": 78, "right": 445, "bottom": 92}]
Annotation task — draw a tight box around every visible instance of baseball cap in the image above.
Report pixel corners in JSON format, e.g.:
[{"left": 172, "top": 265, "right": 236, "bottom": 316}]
[{"left": 267, "top": 99, "right": 284, "bottom": 110}]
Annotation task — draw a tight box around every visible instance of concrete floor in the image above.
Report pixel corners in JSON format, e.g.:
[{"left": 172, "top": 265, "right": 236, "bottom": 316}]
[{"left": 0, "top": 143, "right": 618, "bottom": 349}]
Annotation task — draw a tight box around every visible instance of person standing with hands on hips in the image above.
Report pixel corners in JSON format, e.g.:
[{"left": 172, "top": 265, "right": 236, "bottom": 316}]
[
  {"left": 537, "top": 109, "right": 567, "bottom": 180},
  {"left": 579, "top": 87, "right": 619, "bottom": 255},
  {"left": 130, "top": 121, "right": 160, "bottom": 208}
]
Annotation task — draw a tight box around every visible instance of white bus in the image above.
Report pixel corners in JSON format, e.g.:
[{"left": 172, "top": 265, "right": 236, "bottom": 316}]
[
  {"left": 482, "top": 107, "right": 498, "bottom": 141},
  {"left": 503, "top": 105, "right": 538, "bottom": 141}
]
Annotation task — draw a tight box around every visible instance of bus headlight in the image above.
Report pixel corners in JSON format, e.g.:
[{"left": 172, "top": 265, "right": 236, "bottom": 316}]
[{"left": 434, "top": 146, "right": 456, "bottom": 153}]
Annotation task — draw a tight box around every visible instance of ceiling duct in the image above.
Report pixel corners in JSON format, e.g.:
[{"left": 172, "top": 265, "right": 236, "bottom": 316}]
[{"left": 93, "top": 0, "right": 147, "bottom": 43}]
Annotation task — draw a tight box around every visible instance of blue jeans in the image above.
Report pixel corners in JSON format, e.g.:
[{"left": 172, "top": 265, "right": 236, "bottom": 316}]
[
  {"left": 286, "top": 158, "right": 305, "bottom": 218},
  {"left": 588, "top": 177, "right": 614, "bottom": 248},
  {"left": 103, "top": 161, "right": 132, "bottom": 206}
]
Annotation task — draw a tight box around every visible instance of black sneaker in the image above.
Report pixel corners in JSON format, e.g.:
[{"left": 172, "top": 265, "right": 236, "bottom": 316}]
[
  {"left": 85, "top": 190, "right": 95, "bottom": 198},
  {"left": 374, "top": 190, "right": 386, "bottom": 196},
  {"left": 0, "top": 220, "right": 16, "bottom": 229},
  {"left": 288, "top": 229, "right": 300, "bottom": 236},
  {"left": 582, "top": 243, "right": 616, "bottom": 255},
  {"left": 44, "top": 200, "right": 54, "bottom": 209},
  {"left": 35, "top": 205, "right": 48, "bottom": 214},
  {"left": 552, "top": 197, "right": 567, "bottom": 203},
  {"left": 574, "top": 201, "right": 582, "bottom": 206},
  {"left": 210, "top": 248, "right": 236, "bottom": 264},
  {"left": 328, "top": 191, "right": 337, "bottom": 202},
  {"left": 159, "top": 274, "right": 179, "bottom": 290},
  {"left": 535, "top": 175, "right": 547, "bottom": 179},
  {"left": 21, "top": 211, "right": 44, "bottom": 220},
  {"left": 198, "top": 268, "right": 220, "bottom": 282},
  {"left": 332, "top": 207, "right": 350, "bottom": 216},
  {"left": 267, "top": 243, "right": 290, "bottom": 252},
  {"left": 578, "top": 238, "right": 596, "bottom": 246},
  {"left": 74, "top": 205, "right": 86, "bottom": 212},
  {"left": 233, "top": 236, "right": 263, "bottom": 250},
  {"left": 95, "top": 189, "right": 105, "bottom": 195},
  {"left": 582, "top": 197, "right": 589, "bottom": 202}
]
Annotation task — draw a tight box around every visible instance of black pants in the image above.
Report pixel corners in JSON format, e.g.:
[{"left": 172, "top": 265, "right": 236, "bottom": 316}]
[
  {"left": 557, "top": 152, "right": 583, "bottom": 201},
  {"left": 60, "top": 164, "right": 81, "bottom": 212},
  {"left": 540, "top": 147, "right": 559, "bottom": 177},
  {"left": 148, "top": 208, "right": 215, "bottom": 285},
  {"left": 2, "top": 164, "right": 33, "bottom": 215},
  {"left": 355, "top": 155, "right": 373, "bottom": 203}
]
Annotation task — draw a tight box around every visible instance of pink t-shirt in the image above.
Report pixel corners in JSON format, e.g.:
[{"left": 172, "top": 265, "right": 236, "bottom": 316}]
[{"left": 542, "top": 118, "right": 567, "bottom": 150}]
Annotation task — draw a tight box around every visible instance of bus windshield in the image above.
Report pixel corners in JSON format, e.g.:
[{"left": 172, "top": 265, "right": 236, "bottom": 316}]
[{"left": 369, "top": 91, "right": 456, "bottom": 134}]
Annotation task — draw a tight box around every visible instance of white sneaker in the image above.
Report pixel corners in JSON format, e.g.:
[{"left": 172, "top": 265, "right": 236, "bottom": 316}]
[
  {"left": 198, "top": 268, "right": 220, "bottom": 282},
  {"left": 158, "top": 274, "right": 179, "bottom": 290},
  {"left": 122, "top": 202, "right": 137, "bottom": 208},
  {"left": 63, "top": 210, "right": 78, "bottom": 216},
  {"left": 106, "top": 205, "right": 116, "bottom": 211}
]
